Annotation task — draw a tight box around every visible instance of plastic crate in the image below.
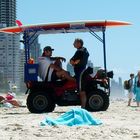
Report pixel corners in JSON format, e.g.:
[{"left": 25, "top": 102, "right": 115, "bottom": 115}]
[{"left": 24, "top": 64, "right": 39, "bottom": 82}]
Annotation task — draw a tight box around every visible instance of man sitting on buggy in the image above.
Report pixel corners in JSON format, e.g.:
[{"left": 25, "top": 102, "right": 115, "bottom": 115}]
[{"left": 38, "top": 46, "right": 75, "bottom": 82}]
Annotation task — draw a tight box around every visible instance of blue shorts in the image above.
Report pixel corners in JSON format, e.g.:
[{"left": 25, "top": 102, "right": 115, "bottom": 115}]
[{"left": 74, "top": 67, "right": 86, "bottom": 90}]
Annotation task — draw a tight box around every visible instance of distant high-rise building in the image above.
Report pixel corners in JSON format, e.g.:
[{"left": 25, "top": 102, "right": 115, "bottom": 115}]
[
  {"left": 67, "top": 63, "right": 74, "bottom": 76},
  {"left": 19, "top": 49, "right": 26, "bottom": 91},
  {"left": 118, "top": 77, "right": 123, "bottom": 87},
  {"left": 0, "top": 0, "right": 20, "bottom": 91},
  {"left": 87, "top": 60, "right": 94, "bottom": 68},
  {"left": 110, "top": 78, "right": 124, "bottom": 99},
  {"left": 30, "top": 35, "right": 42, "bottom": 63},
  {"left": 0, "top": 0, "right": 16, "bottom": 27}
]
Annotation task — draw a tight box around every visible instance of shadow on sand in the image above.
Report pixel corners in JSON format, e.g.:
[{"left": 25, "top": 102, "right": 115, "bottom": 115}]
[{"left": 130, "top": 105, "right": 139, "bottom": 108}]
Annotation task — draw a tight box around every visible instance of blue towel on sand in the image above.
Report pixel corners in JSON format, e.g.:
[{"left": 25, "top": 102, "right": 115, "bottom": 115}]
[{"left": 40, "top": 108, "right": 102, "bottom": 126}]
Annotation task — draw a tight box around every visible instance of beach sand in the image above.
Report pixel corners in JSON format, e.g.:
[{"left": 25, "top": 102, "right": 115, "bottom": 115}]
[{"left": 0, "top": 95, "right": 140, "bottom": 140}]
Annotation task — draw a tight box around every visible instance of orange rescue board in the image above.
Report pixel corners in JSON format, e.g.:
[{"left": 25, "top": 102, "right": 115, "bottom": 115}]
[{"left": 0, "top": 20, "right": 131, "bottom": 34}]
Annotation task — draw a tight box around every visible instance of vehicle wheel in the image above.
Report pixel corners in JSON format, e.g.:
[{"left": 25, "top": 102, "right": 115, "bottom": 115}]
[
  {"left": 86, "top": 90, "right": 109, "bottom": 111},
  {"left": 27, "top": 92, "right": 55, "bottom": 113}
]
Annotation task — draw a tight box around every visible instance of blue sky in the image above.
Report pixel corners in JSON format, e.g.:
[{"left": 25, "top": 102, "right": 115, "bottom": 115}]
[{"left": 17, "top": 0, "right": 140, "bottom": 80}]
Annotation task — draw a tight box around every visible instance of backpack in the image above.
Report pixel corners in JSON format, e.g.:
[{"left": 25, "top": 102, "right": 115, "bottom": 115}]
[{"left": 124, "top": 80, "right": 130, "bottom": 90}]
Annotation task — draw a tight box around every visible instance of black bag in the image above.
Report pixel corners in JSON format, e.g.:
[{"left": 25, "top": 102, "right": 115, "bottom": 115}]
[{"left": 124, "top": 80, "right": 130, "bottom": 90}]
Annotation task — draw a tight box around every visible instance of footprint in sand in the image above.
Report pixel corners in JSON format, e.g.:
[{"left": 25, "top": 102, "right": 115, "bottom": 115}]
[{"left": 133, "top": 133, "right": 140, "bottom": 139}]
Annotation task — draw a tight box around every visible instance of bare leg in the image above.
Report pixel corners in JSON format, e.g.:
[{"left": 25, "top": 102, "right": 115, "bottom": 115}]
[
  {"left": 80, "top": 91, "right": 87, "bottom": 109},
  {"left": 128, "top": 99, "right": 131, "bottom": 106},
  {"left": 56, "top": 70, "right": 75, "bottom": 81},
  {"left": 136, "top": 102, "right": 140, "bottom": 107}
]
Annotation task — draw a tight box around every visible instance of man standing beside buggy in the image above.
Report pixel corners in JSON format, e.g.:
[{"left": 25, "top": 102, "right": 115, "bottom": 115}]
[
  {"left": 70, "top": 38, "right": 89, "bottom": 108},
  {"left": 127, "top": 73, "right": 135, "bottom": 106}
]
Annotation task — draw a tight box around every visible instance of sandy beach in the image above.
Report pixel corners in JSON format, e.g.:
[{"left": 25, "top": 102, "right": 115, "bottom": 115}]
[{"left": 0, "top": 95, "right": 140, "bottom": 140}]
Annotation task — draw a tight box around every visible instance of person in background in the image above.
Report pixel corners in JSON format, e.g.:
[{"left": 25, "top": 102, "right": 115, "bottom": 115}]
[
  {"left": 38, "top": 46, "right": 75, "bottom": 82},
  {"left": 0, "top": 91, "right": 21, "bottom": 107},
  {"left": 70, "top": 38, "right": 89, "bottom": 108},
  {"left": 133, "top": 71, "right": 140, "bottom": 107},
  {"left": 127, "top": 73, "right": 134, "bottom": 106}
]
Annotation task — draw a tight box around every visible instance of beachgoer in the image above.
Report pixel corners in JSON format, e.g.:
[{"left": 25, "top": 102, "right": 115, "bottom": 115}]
[
  {"left": 133, "top": 71, "right": 140, "bottom": 107},
  {"left": 127, "top": 73, "right": 134, "bottom": 106},
  {"left": 0, "top": 92, "right": 21, "bottom": 107},
  {"left": 38, "top": 46, "right": 75, "bottom": 82},
  {"left": 70, "top": 38, "right": 89, "bottom": 108}
]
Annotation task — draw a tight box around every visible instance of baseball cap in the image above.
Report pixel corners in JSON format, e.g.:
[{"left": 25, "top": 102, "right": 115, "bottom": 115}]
[{"left": 43, "top": 46, "right": 54, "bottom": 52}]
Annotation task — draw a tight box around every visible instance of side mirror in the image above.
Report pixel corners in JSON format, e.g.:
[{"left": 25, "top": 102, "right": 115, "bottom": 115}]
[
  {"left": 86, "top": 67, "right": 93, "bottom": 74},
  {"left": 107, "top": 71, "right": 114, "bottom": 79}
]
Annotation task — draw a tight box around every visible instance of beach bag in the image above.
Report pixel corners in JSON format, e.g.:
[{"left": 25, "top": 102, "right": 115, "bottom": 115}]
[{"left": 124, "top": 80, "right": 130, "bottom": 90}]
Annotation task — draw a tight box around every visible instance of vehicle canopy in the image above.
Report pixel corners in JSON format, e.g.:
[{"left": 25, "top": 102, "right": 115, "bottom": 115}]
[
  {"left": 0, "top": 20, "right": 131, "bottom": 80},
  {"left": 0, "top": 20, "right": 130, "bottom": 34}
]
